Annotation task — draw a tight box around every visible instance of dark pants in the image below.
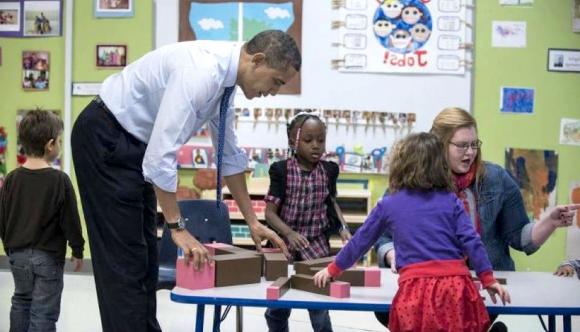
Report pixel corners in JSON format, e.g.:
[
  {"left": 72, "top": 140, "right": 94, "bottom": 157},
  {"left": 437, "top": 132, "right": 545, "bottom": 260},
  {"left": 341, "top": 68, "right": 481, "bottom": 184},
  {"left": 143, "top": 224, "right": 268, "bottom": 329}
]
[
  {"left": 71, "top": 99, "right": 161, "bottom": 332},
  {"left": 265, "top": 308, "right": 333, "bottom": 332},
  {"left": 9, "top": 249, "right": 64, "bottom": 332},
  {"left": 374, "top": 311, "right": 501, "bottom": 331}
]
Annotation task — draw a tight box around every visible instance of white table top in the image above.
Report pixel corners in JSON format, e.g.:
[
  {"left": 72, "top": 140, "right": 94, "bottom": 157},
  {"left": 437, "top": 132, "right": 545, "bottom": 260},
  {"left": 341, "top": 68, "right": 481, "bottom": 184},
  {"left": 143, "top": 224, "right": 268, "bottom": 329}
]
[{"left": 171, "top": 269, "right": 580, "bottom": 315}]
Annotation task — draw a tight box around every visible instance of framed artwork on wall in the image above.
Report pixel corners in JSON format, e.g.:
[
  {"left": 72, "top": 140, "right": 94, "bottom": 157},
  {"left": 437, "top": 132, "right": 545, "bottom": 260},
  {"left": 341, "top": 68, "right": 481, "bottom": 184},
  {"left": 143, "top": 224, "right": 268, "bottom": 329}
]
[
  {"left": 96, "top": 44, "right": 127, "bottom": 68},
  {"left": 178, "top": 0, "right": 302, "bottom": 94},
  {"left": 0, "top": 0, "right": 62, "bottom": 38},
  {"left": 23, "top": 0, "right": 61, "bottom": 37},
  {"left": 0, "top": 1, "right": 21, "bottom": 36},
  {"left": 94, "top": 0, "right": 134, "bottom": 18},
  {"left": 547, "top": 48, "right": 580, "bottom": 73},
  {"left": 22, "top": 50, "right": 49, "bottom": 91}
]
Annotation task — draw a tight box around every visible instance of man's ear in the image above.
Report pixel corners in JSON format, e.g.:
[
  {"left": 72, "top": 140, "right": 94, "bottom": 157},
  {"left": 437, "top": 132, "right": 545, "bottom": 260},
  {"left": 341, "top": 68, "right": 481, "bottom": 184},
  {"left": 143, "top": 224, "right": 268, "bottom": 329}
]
[{"left": 251, "top": 52, "right": 266, "bottom": 66}]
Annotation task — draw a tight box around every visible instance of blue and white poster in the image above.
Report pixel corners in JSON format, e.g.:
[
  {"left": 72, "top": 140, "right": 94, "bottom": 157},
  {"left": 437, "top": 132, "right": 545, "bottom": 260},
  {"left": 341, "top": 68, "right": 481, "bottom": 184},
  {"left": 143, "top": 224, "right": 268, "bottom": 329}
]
[{"left": 335, "top": 0, "right": 468, "bottom": 75}]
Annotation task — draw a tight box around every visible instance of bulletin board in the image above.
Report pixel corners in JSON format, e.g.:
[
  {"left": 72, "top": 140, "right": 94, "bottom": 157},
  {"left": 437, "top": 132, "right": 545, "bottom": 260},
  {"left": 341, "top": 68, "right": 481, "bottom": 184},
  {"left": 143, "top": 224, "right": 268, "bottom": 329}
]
[{"left": 154, "top": 0, "right": 474, "bottom": 153}]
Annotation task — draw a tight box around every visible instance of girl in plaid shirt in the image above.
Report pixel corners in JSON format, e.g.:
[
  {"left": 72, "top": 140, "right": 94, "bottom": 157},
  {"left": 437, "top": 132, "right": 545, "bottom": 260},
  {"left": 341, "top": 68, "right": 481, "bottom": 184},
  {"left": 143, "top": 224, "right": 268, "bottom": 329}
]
[{"left": 264, "top": 112, "right": 351, "bottom": 332}]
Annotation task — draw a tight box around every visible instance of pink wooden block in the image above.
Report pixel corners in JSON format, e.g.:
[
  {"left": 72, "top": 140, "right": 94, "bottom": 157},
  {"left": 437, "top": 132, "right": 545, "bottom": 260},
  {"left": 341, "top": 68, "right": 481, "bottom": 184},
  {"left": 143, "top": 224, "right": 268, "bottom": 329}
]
[
  {"left": 329, "top": 281, "right": 350, "bottom": 298},
  {"left": 364, "top": 267, "right": 381, "bottom": 287},
  {"left": 266, "top": 286, "right": 281, "bottom": 300},
  {"left": 261, "top": 248, "right": 282, "bottom": 253},
  {"left": 204, "top": 242, "right": 231, "bottom": 255},
  {"left": 473, "top": 280, "right": 482, "bottom": 291},
  {"left": 176, "top": 258, "right": 215, "bottom": 290}
]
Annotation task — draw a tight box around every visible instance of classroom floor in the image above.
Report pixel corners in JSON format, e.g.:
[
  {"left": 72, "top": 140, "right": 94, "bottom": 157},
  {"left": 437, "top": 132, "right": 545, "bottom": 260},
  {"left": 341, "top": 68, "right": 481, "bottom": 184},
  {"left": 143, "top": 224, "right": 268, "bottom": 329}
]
[{"left": 0, "top": 270, "right": 578, "bottom": 332}]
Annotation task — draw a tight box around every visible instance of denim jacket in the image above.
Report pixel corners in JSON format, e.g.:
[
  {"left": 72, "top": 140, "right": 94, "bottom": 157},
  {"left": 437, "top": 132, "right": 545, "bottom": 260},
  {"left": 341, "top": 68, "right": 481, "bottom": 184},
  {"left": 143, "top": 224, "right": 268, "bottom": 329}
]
[
  {"left": 559, "top": 259, "right": 580, "bottom": 279},
  {"left": 375, "top": 162, "right": 540, "bottom": 271}
]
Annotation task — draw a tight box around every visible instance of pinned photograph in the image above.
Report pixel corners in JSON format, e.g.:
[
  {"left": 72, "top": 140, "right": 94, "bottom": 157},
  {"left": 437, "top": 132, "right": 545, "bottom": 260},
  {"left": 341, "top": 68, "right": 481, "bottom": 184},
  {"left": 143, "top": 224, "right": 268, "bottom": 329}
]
[
  {"left": 559, "top": 118, "right": 580, "bottom": 146},
  {"left": 22, "top": 51, "right": 50, "bottom": 91},
  {"left": 96, "top": 45, "right": 127, "bottom": 68},
  {"left": 23, "top": 1, "right": 61, "bottom": 37},
  {"left": 95, "top": 0, "right": 134, "bottom": 18},
  {"left": 492, "top": 21, "right": 526, "bottom": 48},
  {"left": 0, "top": 2, "right": 20, "bottom": 33},
  {"left": 192, "top": 148, "right": 209, "bottom": 169}
]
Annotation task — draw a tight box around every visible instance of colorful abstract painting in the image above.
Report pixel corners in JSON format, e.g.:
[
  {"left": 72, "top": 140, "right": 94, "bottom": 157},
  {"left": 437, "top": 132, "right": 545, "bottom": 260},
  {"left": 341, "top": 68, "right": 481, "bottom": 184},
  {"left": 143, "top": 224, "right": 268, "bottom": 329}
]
[
  {"left": 500, "top": 87, "right": 535, "bottom": 114},
  {"left": 505, "top": 148, "right": 558, "bottom": 221}
]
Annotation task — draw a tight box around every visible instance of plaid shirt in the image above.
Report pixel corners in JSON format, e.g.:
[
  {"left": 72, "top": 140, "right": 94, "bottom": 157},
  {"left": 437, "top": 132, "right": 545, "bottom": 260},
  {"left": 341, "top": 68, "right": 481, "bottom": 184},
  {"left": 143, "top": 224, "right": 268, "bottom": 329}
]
[{"left": 265, "top": 158, "right": 331, "bottom": 261}]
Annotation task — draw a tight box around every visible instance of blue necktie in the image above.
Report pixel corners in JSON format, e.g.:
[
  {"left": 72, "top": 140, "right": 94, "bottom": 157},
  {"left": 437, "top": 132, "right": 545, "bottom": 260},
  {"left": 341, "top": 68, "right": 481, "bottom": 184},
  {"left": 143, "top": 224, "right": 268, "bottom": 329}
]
[{"left": 216, "top": 86, "right": 235, "bottom": 208}]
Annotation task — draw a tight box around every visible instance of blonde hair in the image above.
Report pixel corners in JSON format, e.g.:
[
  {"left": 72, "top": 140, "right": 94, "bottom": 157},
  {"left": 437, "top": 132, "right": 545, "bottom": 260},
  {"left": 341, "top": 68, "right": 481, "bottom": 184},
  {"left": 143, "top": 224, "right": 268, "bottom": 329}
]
[
  {"left": 430, "top": 107, "right": 486, "bottom": 184},
  {"left": 388, "top": 132, "right": 454, "bottom": 193}
]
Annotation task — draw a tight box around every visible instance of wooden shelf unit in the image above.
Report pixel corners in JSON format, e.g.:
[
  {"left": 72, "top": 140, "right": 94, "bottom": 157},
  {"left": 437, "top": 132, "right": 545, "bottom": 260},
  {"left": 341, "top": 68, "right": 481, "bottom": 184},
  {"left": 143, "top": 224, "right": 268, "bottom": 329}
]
[{"left": 223, "top": 178, "right": 373, "bottom": 263}]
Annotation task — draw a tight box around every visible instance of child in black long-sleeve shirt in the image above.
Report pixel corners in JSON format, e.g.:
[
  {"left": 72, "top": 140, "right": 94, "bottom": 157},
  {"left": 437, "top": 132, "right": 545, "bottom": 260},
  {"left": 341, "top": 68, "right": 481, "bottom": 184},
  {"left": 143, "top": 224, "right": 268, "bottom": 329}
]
[{"left": 0, "top": 110, "right": 85, "bottom": 332}]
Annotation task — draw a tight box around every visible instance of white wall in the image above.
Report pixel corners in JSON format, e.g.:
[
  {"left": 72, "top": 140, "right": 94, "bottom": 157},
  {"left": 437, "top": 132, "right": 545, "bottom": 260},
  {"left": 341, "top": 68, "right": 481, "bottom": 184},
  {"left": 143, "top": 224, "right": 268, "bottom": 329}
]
[{"left": 154, "top": 0, "right": 473, "bottom": 152}]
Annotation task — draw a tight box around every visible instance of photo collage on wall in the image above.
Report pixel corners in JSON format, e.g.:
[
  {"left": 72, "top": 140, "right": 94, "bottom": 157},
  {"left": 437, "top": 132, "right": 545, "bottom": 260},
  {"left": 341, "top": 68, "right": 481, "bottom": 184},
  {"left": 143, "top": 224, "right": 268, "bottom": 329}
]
[
  {"left": 22, "top": 50, "right": 49, "bottom": 90},
  {"left": 334, "top": 0, "right": 468, "bottom": 74}
]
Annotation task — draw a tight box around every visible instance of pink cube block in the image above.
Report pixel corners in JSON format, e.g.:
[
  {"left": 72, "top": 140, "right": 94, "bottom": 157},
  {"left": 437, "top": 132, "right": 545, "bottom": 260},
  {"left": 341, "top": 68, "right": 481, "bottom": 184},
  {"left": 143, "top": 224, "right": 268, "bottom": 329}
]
[
  {"left": 364, "top": 267, "right": 381, "bottom": 287},
  {"left": 329, "top": 281, "right": 350, "bottom": 298},
  {"left": 176, "top": 258, "right": 215, "bottom": 290},
  {"left": 266, "top": 286, "right": 281, "bottom": 300},
  {"left": 473, "top": 280, "right": 482, "bottom": 290}
]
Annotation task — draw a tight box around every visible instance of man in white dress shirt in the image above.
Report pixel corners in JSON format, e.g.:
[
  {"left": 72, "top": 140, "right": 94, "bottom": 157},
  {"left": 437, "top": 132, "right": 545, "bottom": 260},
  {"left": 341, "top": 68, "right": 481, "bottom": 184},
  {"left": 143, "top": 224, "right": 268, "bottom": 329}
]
[{"left": 71, "top": 30, "right": 299, "bottom": 332}]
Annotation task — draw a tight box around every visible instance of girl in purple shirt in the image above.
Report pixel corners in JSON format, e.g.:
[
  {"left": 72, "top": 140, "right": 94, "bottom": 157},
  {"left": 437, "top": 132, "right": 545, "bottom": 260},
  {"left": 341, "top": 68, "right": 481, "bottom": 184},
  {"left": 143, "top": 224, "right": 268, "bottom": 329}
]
[{"left": 314, "top": 132, "right": 510, "bottom": 332}]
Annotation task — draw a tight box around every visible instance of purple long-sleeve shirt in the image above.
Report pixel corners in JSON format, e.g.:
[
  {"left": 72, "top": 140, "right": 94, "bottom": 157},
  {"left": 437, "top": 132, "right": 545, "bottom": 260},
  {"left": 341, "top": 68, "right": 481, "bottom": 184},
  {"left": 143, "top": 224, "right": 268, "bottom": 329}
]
[{"left": 334, "top": 189, "right": 493, "bottom": 275}]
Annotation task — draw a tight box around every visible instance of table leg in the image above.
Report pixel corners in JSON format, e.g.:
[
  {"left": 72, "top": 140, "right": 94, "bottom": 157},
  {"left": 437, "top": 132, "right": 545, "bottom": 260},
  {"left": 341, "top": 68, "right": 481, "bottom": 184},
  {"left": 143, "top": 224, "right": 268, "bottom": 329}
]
[
  {"left": 563, "top": 315, "right": 571, "bottom": 332},
  {"left": 236, "top": 306, "right": 243, "bottom": 332},
  {"left": 548, "top": 315, "right": 556, "bottom": 332},
  {"left": 196, "top": 304, "right": 205, "bottom": 332},
  {"left": 213, "top": 305, "right": 222, "bottom": 332}
]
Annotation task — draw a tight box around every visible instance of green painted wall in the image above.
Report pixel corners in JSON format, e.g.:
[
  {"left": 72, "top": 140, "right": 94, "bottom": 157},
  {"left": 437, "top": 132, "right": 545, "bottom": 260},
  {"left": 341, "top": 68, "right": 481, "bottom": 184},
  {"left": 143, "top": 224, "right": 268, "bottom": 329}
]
[
  {"left": 0, "top": 0, "right": 153, "bottom": 256},
  {"left": 474, "top": 1, "right": 580, "bottom": 272},
  {"left": 0, "top": 1, "right": 578, "bottom": 271}
]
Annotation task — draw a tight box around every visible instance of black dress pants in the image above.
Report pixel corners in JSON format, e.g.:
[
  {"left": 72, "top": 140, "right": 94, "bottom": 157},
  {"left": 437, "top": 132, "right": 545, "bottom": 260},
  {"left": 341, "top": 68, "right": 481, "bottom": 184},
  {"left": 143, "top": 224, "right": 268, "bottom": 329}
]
[{"left": 71, "top": 99, "right": 161, "bottom": 332}]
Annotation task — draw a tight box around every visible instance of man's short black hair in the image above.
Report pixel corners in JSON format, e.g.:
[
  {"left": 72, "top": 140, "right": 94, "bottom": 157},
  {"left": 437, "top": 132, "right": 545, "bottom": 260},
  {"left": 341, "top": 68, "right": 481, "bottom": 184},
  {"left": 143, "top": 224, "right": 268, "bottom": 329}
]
[
  {"left": 18, "top": 109, "right": 63, "bottom": 157},
  {"left": 245, "top": 30, "right": 301, "bottom": 72}
]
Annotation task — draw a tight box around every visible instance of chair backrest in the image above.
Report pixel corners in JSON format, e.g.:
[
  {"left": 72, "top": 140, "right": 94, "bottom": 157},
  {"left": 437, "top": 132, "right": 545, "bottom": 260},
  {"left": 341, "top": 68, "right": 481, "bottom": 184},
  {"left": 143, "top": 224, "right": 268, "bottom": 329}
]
[
  {"left": 178, "top": 199, "right": 233, "bottom": 244},
  {"left": 157, "top": 199, "right": 232, "bottom": 290}
]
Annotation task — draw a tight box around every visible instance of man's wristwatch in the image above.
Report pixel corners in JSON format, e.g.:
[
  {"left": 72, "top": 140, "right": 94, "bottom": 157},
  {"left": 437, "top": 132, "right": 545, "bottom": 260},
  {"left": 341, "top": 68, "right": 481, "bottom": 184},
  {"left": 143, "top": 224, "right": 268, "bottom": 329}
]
[{"left": 167, "top": 217, "right": 186, "bottom": 231}]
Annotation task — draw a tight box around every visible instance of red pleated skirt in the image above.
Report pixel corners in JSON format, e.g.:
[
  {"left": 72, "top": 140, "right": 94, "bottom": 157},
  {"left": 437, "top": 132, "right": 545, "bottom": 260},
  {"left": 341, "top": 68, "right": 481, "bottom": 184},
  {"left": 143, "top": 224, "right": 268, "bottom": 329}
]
[{"left": 388, "top": 260, "right": 490, "bottom": 332}]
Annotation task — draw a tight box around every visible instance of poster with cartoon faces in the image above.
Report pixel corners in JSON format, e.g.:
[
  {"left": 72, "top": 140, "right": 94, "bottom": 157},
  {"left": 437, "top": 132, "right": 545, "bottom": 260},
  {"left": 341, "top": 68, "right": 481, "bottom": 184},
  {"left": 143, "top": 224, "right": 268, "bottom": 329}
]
[{"left": 336, "top": 0, "right": 467, "bottom": 74}]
